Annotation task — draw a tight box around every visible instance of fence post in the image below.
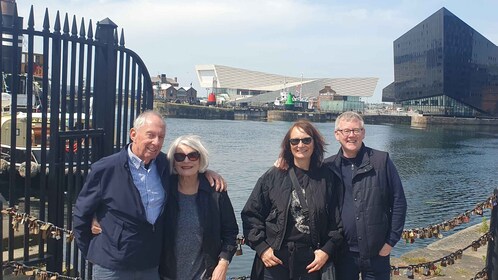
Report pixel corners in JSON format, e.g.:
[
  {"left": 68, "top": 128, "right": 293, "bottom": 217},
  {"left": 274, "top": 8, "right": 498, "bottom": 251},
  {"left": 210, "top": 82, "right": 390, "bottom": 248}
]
[
  {"left": 486, "top": 188, "right": 498, "bottom": 280},
  {"left": 93, "top": 18, "right": 117, "bottom": 157},
  {"left": 0, "top": 200, "right": 3, "bottom": 280}
]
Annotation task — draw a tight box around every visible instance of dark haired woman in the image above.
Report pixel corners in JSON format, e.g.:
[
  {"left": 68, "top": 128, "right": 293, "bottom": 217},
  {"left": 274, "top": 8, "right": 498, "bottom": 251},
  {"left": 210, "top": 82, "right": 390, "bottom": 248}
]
[{"left": 242, "top": 120, "right": 343, "bottom": 280}]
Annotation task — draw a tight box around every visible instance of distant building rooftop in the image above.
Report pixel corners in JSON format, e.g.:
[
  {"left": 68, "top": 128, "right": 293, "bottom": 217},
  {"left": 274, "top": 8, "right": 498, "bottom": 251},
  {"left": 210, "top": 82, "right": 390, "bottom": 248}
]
[{"left": 195, "top": 64, "right": 378, "bottom": 104}]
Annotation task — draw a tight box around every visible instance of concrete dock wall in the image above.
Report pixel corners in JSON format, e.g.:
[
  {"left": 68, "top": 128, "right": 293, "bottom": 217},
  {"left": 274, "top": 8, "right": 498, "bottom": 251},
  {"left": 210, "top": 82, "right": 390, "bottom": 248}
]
[{"left": 154, "top": 102, "right": 498, "bottom": 126}]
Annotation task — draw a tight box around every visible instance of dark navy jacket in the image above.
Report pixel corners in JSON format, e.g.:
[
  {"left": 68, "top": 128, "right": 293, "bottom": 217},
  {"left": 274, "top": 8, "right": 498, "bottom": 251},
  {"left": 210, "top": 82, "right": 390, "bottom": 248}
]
[
  {"left": 73, "top": 145, "right": 170, "bottom": 270},
  {"left": 324, "top": 144, "right": 407, "bottom": 259}
]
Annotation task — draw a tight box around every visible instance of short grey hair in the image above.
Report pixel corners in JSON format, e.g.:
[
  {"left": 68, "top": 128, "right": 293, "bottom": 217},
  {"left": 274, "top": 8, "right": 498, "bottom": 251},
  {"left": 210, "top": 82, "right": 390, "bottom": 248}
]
[
  {"left": 167, "top": 135, "right": 209, "bottom": 174},
  {"left": 335, "top": 111, "right": 364, "bottom": 130},
  {"left": 133, "top": 110, "right": 166, "bottom": 130}
]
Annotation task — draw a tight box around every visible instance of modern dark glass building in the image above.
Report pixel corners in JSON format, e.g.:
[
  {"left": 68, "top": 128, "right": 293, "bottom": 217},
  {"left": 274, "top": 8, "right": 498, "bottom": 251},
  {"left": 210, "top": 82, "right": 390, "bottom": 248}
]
[{"left": 383, "top": 8, "right": 498, "bottom": 116}]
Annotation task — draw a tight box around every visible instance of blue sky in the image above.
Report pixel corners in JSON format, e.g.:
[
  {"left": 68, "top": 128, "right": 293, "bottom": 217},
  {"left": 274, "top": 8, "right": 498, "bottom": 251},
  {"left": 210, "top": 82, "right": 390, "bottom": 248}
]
[{"left": 15, "top": 0, "right": 498, "bottom": 102}]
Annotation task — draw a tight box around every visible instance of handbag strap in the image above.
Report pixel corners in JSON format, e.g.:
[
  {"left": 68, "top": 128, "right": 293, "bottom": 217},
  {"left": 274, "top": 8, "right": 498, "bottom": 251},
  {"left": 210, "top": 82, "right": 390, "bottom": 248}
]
[{"left": 289, "top": 167, "right": 309, "bottom": 215}]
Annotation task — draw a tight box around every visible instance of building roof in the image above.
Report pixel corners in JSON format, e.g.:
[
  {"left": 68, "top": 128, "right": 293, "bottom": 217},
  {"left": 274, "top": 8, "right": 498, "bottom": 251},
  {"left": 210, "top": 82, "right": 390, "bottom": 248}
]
[
  {"left": 195, "top": 64, "right": 378, "bottom": 104},
  {"left": 241, "top": 77, "right": 378, "bottom": 104}
]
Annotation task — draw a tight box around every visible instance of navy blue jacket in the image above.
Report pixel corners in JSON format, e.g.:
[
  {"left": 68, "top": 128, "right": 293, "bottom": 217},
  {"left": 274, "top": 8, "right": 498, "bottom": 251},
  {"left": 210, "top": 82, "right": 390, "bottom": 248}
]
[
  {"left": 159, "top": 174, "right": 238, "bottom": 279},
  {"left": 324, "top": 144, "right": 407, "bottom": 259},
  {"left": 73, "top": 145, "right": 170, "bottom": 270}
]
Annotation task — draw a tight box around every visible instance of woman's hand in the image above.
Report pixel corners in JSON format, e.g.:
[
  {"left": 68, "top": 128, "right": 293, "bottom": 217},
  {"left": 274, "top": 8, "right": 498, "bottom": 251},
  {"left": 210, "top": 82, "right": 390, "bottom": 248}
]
[
  {"left": 211, "top": 258, "right": 229, "bottom": 280},
  {"left": 204, "top": 170, "right": 227, "bottom": 191},
  {"left": 261, "top": 247, "right": 283, "bottom": 268},
  {"left": 306, "top": 249, "right": 329, "bottom": 273},
  {"left": 91, "top": 218, "right": 102, "bottom": 235}
]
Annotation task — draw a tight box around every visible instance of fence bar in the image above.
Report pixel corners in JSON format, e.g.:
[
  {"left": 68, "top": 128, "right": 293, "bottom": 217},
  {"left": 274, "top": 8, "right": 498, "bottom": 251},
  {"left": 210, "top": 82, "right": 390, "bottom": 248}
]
[{"left": 486, "top": 188, "right": 498, "bottom": 280}]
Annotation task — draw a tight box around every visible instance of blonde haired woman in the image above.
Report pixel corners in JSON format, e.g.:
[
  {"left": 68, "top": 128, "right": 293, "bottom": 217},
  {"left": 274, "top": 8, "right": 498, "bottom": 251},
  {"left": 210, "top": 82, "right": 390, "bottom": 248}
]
[{"left": 159, "top": 135, "right": 238, "bottom": 280}]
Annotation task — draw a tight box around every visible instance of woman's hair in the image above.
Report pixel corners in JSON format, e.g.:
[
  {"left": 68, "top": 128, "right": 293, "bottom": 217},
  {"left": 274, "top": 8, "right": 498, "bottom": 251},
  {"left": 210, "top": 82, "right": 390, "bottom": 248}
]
[
  {"left": 278, "top": 119, "right": 326, "bottom": 170},
  {"left": 167, "top": 135, "right": 209, "bottom": 174}
]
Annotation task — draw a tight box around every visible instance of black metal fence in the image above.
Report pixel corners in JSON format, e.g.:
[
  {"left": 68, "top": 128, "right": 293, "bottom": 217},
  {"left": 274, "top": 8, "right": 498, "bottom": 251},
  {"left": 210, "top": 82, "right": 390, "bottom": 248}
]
[{"left": 1, "top": 2, "right": 153, "bottom": 279}]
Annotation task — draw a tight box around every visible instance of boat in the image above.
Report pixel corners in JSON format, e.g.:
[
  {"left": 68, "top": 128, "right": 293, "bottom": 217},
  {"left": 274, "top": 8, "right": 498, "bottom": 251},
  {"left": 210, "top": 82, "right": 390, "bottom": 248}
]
[{"left": 0, "top": 111, "right": 91, "bottom": 178}]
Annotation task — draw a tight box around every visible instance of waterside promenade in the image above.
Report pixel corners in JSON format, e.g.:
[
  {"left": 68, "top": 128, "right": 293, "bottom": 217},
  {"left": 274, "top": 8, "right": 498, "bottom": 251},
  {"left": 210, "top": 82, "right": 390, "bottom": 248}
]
[
  {"left": 154, "top": 101, "right": 498, "bottom": 126},
  {"left": 0, "top": 215, "right": 489, "bottom": 279},
  {"left": 392, "top": 222, "right": 488, "bottom": 279}
]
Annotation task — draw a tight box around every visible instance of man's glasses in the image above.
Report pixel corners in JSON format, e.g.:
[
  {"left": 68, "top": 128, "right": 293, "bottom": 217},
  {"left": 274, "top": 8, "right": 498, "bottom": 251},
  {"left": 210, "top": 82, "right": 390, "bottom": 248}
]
[
  {"left": 289, "top": 137, "right": 313, "bottom": 146},
  {"left": 173, "top": 151, "right": 200, "bottom": 162},
  {"left": 336, "top": 128, "right": 363, "bottom": 136}
]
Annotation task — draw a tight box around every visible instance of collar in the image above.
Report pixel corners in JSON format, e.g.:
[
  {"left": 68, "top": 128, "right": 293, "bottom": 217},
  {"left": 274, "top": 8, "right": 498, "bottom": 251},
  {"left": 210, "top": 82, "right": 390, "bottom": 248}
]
[{"left": 127, "top": 144, "right": 154, "bottom": 169}]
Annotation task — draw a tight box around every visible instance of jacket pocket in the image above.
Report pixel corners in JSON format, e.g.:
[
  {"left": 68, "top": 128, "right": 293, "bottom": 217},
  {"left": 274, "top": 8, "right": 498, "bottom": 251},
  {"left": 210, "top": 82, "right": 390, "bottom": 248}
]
[
  {"left": 119, "top": 225, "right": 142, "bottom": 258},
  {"left": 113, "top": 222, "right": 124, "bottom": 250},
  {"left": 265, "top": 208, "right": 278, "bottom": 222}
]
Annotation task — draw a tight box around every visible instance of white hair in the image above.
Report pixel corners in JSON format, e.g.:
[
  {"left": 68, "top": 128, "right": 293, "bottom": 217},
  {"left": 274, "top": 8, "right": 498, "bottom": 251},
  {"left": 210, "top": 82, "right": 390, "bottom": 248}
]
[{"left": 167, "top": 135, "right": 209, "bottom": 174}]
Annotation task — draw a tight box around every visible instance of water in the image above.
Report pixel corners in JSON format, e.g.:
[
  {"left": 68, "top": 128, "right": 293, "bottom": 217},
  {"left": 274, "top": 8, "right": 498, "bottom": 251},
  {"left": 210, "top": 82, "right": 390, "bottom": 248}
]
[{"left": 161, "top": 118, "right": 498, "bottom": 278}]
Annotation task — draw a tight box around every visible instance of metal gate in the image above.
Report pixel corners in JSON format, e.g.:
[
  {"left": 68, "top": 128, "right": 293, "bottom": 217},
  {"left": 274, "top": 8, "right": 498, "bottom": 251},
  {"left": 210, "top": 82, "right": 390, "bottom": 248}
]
[{"left": 1, "top": 2, "right": 153, "bottom": 278}]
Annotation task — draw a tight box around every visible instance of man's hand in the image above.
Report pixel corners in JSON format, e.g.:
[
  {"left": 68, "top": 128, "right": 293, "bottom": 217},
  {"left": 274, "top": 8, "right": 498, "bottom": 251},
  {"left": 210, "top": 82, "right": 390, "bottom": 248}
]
[
  {"left": 91, "top": 218, "right": 102, "bottom": 235},
  {"left": 260, "top": 247, "right": 283, "bottom": 268},
  {"left": 205, "top": 170, "right": 227, "bottom": 192},
  {"left": 306, "top": 249, "right": 329, "bottom": 273},
  {"left": 379, "top": 243, "right": 392, "bottom": 256},
  {"left": 211, "top": 258, "right": 229, "bottom": 280}
]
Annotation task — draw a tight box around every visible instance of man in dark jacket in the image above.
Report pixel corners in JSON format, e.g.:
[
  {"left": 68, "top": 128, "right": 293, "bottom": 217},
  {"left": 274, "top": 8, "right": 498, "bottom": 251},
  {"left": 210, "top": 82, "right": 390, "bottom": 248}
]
[
  {"left": 325, "top": 111, "right": 407, "bottom": 280},
  {"left": 74, "top": 111, "right": 168, "bottom": 279},
  {"left": 73, "top": 111, "right": 225, "bottom": 280}
]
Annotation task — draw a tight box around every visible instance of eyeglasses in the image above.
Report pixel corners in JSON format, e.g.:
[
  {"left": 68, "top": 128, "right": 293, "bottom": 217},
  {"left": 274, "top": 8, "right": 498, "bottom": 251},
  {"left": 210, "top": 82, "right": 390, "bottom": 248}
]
[
  {"left": 336, "top": 128, "right": 363, "bottom": 136},
  {"left": 289, "top": 137, "right": 313, "bottom": 146},
  {"left": 173, "top": 151, "right": 200, "bottom": 162}
]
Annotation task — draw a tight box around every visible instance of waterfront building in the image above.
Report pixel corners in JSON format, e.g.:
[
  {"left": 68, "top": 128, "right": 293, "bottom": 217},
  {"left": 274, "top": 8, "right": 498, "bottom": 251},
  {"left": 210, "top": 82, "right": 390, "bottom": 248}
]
[
  {"left": 195, "top": 64, "right": 377, "bottom": 111},
  {"left": 383, "top": 7, "right": 498, "bottom": 117},
  {"left": 152, "top": 74, "right": 197, "bottom": 103}
]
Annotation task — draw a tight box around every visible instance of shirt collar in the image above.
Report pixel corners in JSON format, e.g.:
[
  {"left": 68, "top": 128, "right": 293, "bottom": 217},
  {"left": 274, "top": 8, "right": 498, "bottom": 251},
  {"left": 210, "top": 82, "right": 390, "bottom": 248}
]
[{"left": 128, "top": 144, "right": 154, "bottom": 169}]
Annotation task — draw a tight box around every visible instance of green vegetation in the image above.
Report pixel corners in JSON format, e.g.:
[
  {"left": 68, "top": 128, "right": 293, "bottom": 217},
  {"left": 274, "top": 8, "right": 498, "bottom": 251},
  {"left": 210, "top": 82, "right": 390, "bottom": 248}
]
[
  {"left": 479, "top": 217, "right": 490, "bottom": 234},
  {"left": 400, "top": 256, "right": 429, "bottom": 264}
]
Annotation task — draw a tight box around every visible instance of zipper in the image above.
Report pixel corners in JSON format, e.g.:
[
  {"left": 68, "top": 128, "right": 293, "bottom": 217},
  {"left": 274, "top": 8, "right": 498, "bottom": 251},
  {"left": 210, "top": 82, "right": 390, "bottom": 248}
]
[{"left": 278, "top": 187, "right": 293, "bottom": 250}]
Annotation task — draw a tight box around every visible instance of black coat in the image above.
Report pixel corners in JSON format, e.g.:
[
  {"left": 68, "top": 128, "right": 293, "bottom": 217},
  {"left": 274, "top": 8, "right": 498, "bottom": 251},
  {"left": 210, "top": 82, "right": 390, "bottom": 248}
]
[
  {"left": 241, "top": 166, "right": 343, "bottom": 280},
  {"left": 159, "top": 174, "right": 238, "bottom": 279}
]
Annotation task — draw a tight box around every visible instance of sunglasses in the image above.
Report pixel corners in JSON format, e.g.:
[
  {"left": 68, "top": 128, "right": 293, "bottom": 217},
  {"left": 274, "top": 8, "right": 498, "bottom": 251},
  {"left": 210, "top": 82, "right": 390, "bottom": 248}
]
[
  {"left": 289, "top": 137, "right": 313, "bottom": 146},
  {"left": 173, "top": 151, "right": 200, "bottom": 162}
]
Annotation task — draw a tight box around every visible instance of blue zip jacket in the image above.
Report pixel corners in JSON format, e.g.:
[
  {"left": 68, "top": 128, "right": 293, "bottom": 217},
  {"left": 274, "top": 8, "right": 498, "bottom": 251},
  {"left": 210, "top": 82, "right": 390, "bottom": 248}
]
[{"left": 73, "top": 145, "right": 170, "bottom": 270}]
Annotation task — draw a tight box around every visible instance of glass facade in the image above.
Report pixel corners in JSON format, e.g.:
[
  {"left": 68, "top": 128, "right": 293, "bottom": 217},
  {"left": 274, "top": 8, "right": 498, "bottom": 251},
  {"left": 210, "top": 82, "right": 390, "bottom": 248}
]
[
  {"left": 383, "top": 8, "right": 498, "bottom": 116},
  {"left": 319, "top": 96, "right": 365, "bottom": 113}
]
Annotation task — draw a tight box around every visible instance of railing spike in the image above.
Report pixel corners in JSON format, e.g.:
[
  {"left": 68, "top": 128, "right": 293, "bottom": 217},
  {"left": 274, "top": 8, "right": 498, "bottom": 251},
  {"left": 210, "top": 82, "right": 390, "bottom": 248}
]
[
  {"left": 88, "top": 19, "right": 94, "bottom": 40},
  {"left": 80, "top": 17, "right": 86, "bottom": 38},
  {"left": 28, "top": 5, "right": 35, "bottom": 29},
  {"left": 13, "top": 2, "right": 18, "bottom": 26},
  {"left": 63, "top": 13, "right": 70, "bottom": 34},
  {"left": 119, "top": 28, "right": 125, "bottom": 46},
  {"left": 71, "top": 15, "right": 78, "bottom": 36},
  {"left": 43, "top": 8, "right": 50, "bottom": 31},
  {"left": 54, "top": 11, "right": 61, "bottom": 32},
  {"left": 114, "top": 29, "right": 118, "bottom": 44}
]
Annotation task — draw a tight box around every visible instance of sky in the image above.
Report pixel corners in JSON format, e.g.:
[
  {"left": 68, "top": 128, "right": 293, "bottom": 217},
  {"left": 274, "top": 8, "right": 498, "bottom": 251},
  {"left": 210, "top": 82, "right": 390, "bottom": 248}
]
[{"left": 15, "top": 0, "right": 498, "bottom": 102}]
